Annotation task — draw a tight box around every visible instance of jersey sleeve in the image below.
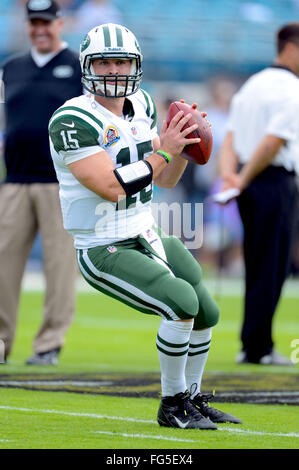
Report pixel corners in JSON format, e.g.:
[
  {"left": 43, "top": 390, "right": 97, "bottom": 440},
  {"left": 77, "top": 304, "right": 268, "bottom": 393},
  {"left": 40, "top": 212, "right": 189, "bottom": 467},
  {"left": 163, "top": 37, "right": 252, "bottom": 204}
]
[
  {"left": 140, "top": 89, "right": 158, "bottom": 139},
  {"left": 49, "top": 112, "right": 104, "bottom": 165}
]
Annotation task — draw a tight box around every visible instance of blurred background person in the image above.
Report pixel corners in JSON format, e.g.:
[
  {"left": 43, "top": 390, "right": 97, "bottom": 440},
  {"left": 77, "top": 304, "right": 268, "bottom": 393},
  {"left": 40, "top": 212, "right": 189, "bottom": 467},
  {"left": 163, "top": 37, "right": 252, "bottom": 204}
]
[
  {"left": 193, "top": 78, "right": 243, "bottom": 276},
  {"left": 0, "top": 0, "right": 82, "bottom": 365},
  {"left": 193, "top": 78, "right": 238, "bottom": 203},
  {"left": 219, "top": 22, "right": 299, "bottom": 365}
]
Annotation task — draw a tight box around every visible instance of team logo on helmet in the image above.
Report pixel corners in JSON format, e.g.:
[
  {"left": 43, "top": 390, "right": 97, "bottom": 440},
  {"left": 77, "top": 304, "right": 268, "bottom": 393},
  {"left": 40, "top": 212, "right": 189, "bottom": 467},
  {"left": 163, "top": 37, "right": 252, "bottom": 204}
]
[
  {"left": 80, "top": 34, "right": 91, "bottom": 53},
  {"left": 104, "top": 126, "right": 120, "bottom": 147}
]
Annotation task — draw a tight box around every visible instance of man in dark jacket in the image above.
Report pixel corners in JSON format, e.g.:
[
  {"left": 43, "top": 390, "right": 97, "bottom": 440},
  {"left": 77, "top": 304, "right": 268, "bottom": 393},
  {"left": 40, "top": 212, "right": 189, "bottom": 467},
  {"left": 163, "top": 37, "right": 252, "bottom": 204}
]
[{"left": 0, "top": 0, "right": 82, "bottom": 365}]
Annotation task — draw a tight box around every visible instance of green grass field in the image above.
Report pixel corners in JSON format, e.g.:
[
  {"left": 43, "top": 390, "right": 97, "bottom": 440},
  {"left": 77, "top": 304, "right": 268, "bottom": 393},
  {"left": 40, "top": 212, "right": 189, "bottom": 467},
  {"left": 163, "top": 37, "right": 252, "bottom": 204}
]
[{"left": 0, "top": 287, "right": 298, "bottom": 450}]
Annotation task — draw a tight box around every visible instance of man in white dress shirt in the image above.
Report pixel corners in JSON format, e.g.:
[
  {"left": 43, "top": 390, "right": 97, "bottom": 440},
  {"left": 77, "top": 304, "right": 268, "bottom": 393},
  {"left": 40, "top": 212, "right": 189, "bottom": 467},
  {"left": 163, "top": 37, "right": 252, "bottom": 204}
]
[{"left": 219, "top": 22, "right": 299, "bottom": 365}]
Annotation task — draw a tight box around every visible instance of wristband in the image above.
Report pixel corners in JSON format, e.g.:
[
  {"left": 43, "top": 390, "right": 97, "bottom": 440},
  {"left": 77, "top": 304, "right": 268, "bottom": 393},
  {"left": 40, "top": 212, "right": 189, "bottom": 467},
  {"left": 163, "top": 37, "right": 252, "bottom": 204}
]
[{"left": 156, "top": 150, "right": 172, "bottom": 163}]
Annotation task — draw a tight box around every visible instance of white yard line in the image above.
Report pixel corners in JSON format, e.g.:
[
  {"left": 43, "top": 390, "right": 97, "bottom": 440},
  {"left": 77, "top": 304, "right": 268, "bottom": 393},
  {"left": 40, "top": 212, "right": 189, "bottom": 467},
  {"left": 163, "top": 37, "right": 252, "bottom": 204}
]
[
  {"left": 0, "top": 380, "right": 113, "bottom": 387},
  {"left": 0, "top": 405, "right": 298, "bottom": 439},
  {"left": 93, "top": 431, "right": 198, "bottom": 443},
  {"left": 0, "top": 405, "right": 155, "bottom": 424},
  {"left": 217, "top": 427, "right": 299, "bottom": 438}
]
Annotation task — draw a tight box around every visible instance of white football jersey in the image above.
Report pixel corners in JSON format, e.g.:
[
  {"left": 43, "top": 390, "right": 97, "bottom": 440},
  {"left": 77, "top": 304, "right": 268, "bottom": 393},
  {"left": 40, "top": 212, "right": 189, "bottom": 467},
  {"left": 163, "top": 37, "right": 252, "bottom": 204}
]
[{"left": 49, "top": 89, "right": 158, "bottom": 248}]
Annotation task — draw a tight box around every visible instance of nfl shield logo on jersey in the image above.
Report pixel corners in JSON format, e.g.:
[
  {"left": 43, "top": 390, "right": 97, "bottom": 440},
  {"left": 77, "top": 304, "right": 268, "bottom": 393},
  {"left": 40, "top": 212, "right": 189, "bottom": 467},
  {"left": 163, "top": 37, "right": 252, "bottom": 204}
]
[
  {"left": 107, "top": 245, "right": 117, "bottom": 253},
  {"left": 146, "top": 229, "right": 152, "bottom": 238}
]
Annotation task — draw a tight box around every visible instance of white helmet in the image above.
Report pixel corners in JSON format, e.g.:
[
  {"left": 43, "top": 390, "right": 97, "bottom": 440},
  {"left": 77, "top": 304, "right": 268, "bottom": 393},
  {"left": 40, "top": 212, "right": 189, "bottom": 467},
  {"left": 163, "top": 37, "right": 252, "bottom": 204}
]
[{"left": 79, "top": 23, "right": 143, "bottom": 98}]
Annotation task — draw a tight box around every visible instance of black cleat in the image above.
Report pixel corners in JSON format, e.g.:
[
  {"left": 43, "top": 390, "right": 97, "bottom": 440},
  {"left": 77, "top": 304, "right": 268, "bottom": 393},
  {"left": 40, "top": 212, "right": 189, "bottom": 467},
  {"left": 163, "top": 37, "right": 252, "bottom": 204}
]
[
  {"left": 157, "top": 391, "right": 217, "bottom": 429},
  {"left": 192, "top": 392, "right": 242, "bottom": 424},
  {"left": 26, "top": 348, "right": 60, "bottom": 366}
]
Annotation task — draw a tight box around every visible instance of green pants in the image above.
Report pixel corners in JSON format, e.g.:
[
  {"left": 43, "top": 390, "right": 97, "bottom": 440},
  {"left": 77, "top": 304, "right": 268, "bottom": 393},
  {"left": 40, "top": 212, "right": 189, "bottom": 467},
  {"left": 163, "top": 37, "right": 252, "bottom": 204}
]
[{"left": 77, "top": 233, "right": 219, "bottom": 329}]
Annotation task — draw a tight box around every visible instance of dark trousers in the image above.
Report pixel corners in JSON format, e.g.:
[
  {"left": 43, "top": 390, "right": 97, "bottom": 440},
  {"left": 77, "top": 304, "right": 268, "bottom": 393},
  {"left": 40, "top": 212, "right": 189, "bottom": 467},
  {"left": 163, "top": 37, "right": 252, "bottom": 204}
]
[{"left": 237, "top": 166, "right": 298, "bottom": 362}]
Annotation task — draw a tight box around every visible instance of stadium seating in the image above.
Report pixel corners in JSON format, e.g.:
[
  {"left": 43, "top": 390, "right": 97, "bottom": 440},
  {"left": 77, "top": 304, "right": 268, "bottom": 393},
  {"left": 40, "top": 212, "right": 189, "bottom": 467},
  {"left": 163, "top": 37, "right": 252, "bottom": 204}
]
[{"left": 0, "top": 0, "right": 298, "bottom": 80}]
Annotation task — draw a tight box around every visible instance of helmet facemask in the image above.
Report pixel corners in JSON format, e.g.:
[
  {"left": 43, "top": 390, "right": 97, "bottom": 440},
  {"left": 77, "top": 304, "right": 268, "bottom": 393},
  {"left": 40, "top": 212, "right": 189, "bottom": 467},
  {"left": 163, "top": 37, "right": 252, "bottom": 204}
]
[{"left": 82, "top": 53, "right": 142, "bottom": 98}]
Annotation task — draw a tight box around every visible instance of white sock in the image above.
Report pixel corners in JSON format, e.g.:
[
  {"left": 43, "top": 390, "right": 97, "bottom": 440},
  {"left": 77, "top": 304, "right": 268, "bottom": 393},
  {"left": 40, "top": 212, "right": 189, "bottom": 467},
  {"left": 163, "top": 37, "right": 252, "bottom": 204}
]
[
  {"left": 156, "top": 319, "right": 193, "bottom": 397},
  {"left": 185, "top": 327, "right": 212, "bottom": 398}
]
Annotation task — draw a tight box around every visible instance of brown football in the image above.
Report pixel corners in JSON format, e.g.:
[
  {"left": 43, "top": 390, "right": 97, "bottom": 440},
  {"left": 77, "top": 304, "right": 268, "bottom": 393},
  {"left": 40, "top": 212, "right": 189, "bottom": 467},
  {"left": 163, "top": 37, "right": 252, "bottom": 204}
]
[{"left": 166, "top": 101, "right": 213, "bottom": 165}]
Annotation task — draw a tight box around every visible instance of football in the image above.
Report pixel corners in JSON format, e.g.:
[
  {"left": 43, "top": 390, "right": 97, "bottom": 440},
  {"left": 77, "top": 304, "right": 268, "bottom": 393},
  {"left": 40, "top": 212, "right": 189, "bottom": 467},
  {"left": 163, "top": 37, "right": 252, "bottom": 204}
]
[{"left": 166, "top": 101, "right": 213, "bottom": 165}]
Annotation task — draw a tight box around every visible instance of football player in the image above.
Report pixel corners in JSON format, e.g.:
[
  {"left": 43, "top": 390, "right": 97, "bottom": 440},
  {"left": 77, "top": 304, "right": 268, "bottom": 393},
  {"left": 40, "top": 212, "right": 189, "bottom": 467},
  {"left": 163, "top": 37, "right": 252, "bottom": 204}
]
[{"left": 49, "top": 23, "right": 241, "bottom": 429}]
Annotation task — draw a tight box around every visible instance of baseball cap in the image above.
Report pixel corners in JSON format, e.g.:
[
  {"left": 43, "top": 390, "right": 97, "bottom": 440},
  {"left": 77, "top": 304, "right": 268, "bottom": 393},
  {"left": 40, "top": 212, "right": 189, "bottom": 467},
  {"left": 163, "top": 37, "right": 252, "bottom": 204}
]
[{"left": 26, "top": 0, "right": 61, "bottom": 21}]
